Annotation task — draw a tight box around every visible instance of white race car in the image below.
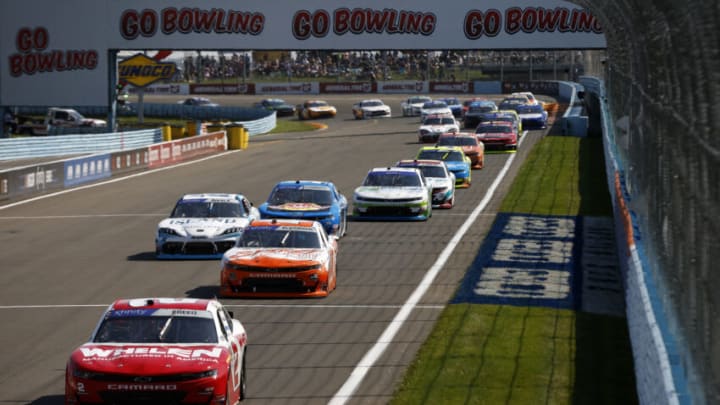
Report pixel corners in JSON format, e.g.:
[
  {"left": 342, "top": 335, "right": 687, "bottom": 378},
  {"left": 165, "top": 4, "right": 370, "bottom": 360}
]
[
  {"left": 156, "top": 193, "right": 260, "bottom": 259},
  {"left": 401, "top": 96, "right": 432, "bottom": 117},
  {"left": 395, "top": 159, "right": 456, "bottom": 208},
  {"left": 352, "top": 167, "right": 432, "bottom": 221},
  {"left": 352, "top": 99, "right": 392, "bottom": 119},
  {"left": 417, "top": 114, "right": 460, "bottom": 143},
  {"left": 420, "top": 101, "right": 453, "bottom": 121}
]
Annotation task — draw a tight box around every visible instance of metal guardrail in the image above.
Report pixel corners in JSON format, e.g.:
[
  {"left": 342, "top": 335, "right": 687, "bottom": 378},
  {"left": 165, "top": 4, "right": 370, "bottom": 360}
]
[
  {"left": 14, "top": 103, "right": 273, "bottom": 122},
  {"left": 0, "top": 129, "right": 162, "bottom": 161}
]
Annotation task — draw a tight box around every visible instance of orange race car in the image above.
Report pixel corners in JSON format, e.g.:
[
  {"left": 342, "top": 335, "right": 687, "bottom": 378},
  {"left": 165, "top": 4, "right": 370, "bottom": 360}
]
[
  {"left": 220, "top": 219, "right": 338, "bottom": 298},
  {"left": 436, "top": 132, "right": 485, "bottom": 169}
]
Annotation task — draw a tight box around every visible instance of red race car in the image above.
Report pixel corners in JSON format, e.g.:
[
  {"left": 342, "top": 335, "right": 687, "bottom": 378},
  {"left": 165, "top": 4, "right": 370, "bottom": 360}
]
[{"left": 65, "top": 298, "right": 248, "bottom": 404}]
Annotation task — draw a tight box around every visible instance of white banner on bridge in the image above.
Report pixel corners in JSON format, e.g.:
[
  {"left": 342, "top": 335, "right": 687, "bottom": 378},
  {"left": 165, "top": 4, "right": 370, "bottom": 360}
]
[{"left": 1, "top": 0, "right": 605, "bottom": 106}]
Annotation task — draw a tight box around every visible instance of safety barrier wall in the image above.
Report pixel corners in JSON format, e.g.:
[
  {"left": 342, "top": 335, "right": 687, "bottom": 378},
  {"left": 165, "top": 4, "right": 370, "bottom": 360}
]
[
  {"left": 14, "top": 104, "right": 273, "bottom": 122},
  {"left": 0, "top": 131, "right": 228, "bottom": 202},
  {"left": 0, "top": 129, "right": 162, "bottom": 161},
  {"left": 581, "top": 76, "right": 687, "bottom": 405}
]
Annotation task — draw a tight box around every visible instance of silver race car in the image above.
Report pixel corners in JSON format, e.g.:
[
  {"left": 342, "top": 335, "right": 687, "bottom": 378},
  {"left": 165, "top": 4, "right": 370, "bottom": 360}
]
[{"left": 156, "top": 193, "right": 260, "bottom": 259}]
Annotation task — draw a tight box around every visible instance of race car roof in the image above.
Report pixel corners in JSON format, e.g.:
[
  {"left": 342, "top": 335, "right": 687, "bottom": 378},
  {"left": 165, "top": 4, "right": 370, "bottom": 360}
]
[
  {"left": 249, "top": 218, "right": 316, "bottom": 228},
  {"left": 110, "top": 298, "right": 218, "bottom": 312},
  {"left": 275, "top": 180, "right": 333, "bottom": 189},
  {"left": 396, "top": 159, "right": 446, "bottom": 167},
  {"left": 180, "top": 193, "right": 244, "bottom": 202}
]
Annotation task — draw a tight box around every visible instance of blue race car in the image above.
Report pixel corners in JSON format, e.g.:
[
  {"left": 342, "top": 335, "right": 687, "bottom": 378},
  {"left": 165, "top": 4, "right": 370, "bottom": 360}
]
[
  {"left": 514, "top": 103, "right": 548, "bottom": 129},
  {"left": 259, "top": 180, "right": 348, "bottom": 237},
  {"left": 416, "top": 146, "right": 472, "bottom": 188},
  {"left": 437, "top": 97, "right": 463, "bottom": 118}
]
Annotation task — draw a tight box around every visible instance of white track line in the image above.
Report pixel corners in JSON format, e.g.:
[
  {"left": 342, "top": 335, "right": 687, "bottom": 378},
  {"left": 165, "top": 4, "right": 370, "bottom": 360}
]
[
  {"left": 0, "top": 150, "right": 241, "bottom": 211},
  {"left": 329, "top": 133, "right": 525, "bottom": 405}
]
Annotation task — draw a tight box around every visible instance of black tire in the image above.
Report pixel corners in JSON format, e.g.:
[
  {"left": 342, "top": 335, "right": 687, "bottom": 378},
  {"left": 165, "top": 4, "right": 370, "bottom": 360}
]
[{"left": 239, "top": 353, "right": 247, "bottom": 401}]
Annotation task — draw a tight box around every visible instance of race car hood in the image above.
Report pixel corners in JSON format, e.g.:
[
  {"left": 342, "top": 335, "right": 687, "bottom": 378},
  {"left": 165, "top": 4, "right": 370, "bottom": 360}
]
[
  {"left": 361, "top": 105, "right": 389, "bottom": 112},
  {"left": 309, "top": 106, "right": 335, "bottom": 113},
  {"left": 422, "top": 108, "right": 450, "bottom": 115},
  {"left": 354, "top": 186, "right": 426, "bottom": 200},
  {"left": 476, "top": 132, "right": 513, "bottom": 140},
  {"left": 225, "top": 248, "right": 328, "bottom": 265},
  {"left": 158, "top": 218, "right": 250, "bottom": 237},
  {"left": 419, "top": 124, "right": 457, "bottom": 133},
  {"left": 444, "top": 161, "right": 469, "bottom": 172},
  {"left": 70, "top": 344, "right": 229, "bottom": 374},
  {"left": 264, "top": 202, "right": 331, "bottom": 212},
  {"left": 518, "top": 112, "right": 546, "bottom": 119}
]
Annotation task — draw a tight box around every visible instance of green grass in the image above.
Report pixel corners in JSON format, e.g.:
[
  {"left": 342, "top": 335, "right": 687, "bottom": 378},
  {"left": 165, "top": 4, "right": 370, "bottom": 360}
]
[{"left": 391, "top": 135, "right": 637, "bottom": 405}]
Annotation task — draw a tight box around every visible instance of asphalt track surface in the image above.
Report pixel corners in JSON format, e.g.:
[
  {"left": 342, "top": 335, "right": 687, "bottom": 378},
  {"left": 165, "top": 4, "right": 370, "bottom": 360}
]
[{"left": 0, "top": 94, "right": 550, "bottom": 405}]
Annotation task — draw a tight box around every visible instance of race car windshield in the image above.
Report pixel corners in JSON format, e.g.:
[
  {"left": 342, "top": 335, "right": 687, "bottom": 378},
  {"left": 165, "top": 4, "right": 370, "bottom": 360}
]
[
  {"left": 438, "top": 137, "right": 477, "bottom": 146},
  {"left": 94, "top": 316, "right": 218, "bottom": 344},
  {"left": 237, "top": 228, "right": 321, "bottom": 248},
  {"left": 171, "top": 201, "right": 245, "bottom": 218},
  {"left": 477, "top": 126, "right": 512, "bottom": 133},
  {"left": 270, "top": 187, "right": 334, "bottom": 205},
  {"left": 308, "top": 101, "right": 328, "bottom": 107},
  {"left": 469, "top": 105, "right": 496, "bottom": 113},
  {"left": 362, "top": 101, "right": 382, "bottom": 107},
  {"left": 363, "top": 172, "right": 421, "bottom": 187},
  {"left": 416, "top": 166, "right": 448, "bottom": 178},
  {"left": 423, "top": 102, "right": 447, "bottom": 109},
  {"left": 516, "top": 104, "right": 544, "bottom": 113},
  {"left": 409, "top": 97, "right": 431, "bottom": 104},
  {"left": 418, "top": 150, "right": 464, "bottom": 162}
]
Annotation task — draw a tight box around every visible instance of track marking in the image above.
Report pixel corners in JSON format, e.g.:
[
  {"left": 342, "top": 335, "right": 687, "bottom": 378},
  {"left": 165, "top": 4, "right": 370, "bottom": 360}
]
[
  {"left": 329, "top": 133, "right": 525, "bottom": 405},
  {"left": 0, "top": 150, "right": 242, "bottom": 211}
]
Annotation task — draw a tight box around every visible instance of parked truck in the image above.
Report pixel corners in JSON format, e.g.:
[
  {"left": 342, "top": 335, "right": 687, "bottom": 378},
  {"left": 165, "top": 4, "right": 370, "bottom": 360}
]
[{"left": 17, "top": 107, "right": 107, "bottom": 136}]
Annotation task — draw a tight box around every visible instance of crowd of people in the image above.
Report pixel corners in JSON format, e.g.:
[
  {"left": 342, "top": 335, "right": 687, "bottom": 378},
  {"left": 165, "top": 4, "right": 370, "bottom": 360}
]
[{"left": 179, "top": 50, "right": 583, "bottom": 83}]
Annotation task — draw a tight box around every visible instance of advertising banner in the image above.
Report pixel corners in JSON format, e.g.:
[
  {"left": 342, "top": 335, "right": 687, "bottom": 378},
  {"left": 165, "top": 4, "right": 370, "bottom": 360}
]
[
  {"left": 110, "top": 149, "right": 149, "bottom": 177},
  {"left": 64, "top": 154, "right": 112, "bottom": 187},
  {"left": 0, "top": 162, "right": 65, "bottom": 201},
  {"left": 502, "top": 80, "right": 560, "bottom": 96},
  {"left": 189, "top": 83, "right": 255, "bottom": 95},
  {"left": 429, "top": 81, "right": 473, "bottom": 94},
  {"left": 376, "top": 81, "right": 428, "bottom": 94},
  {"left": 320, "top": 82, "right": 375, "bottom": 94},
  {"left": 1, "top": 0, "right": 604, "bottom": 106},
  {"left": 254, "top": 82, "right": 318, "bottom": 95},
  {"left": 148, "top": 132, "right": 227, "bottom": 169}
]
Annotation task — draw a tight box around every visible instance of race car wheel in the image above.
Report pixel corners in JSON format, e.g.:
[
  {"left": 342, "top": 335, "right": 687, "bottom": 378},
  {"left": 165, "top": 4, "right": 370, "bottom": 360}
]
[
  {"left": 339, "top": 211, "right": 347, "bottom": 237},
  {"left": 239, "top": 353, "right": 247, "bottom": 401}
]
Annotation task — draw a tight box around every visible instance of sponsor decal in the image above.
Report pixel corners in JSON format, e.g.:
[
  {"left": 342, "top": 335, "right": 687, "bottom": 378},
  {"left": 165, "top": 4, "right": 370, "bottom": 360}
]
[
  {"left": 269, "top": 203, "right": 327, "bottom": 211},
  {"left": 80, "top": 346, "right": 223, "bottom": 359},
  {"left": 8, "top": 27, "right": 98, "bottom": 77},
  {"left": 119, "top": 54, "right": 177, "bottom": 88},
  {"left": 108, "top": 384, "right": 178, "bottom": 391},
  {"left": 250, "top": 273, "right": 296, "bottom": 278}
]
